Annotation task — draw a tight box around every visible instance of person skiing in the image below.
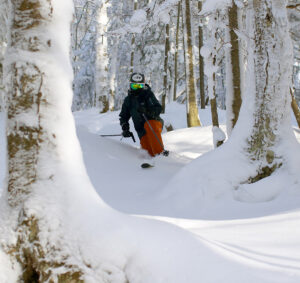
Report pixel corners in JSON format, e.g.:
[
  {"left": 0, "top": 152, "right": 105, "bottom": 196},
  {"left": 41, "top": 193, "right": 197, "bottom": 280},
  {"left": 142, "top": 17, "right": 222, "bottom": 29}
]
[{"left": 119, "top": 73, "right": 167, "bottom": 158}]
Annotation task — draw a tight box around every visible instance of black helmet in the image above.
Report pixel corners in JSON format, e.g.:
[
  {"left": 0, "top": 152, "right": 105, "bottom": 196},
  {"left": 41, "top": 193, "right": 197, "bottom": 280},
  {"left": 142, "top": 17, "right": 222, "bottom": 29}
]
[{"left": 130, "top": 73, "right": 145, "bottom": 84}]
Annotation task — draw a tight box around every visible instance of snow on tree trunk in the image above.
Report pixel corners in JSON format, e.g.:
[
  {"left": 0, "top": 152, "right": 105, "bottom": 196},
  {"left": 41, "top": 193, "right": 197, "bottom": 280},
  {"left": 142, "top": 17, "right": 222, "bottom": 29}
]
[
  {"left": 198, "top": 0, "right": 205, "bottom": 109},
  {"left": 291, "top": 87, "right": 300, "bottom": 128},
  {"left": 95, "top": 1, "right": 111, "bottom": 113},
  {"left": 1, "top": 0, "right": 102, "bottom": 281},
  {"left": 130, "top": 0, "right": 138, "bottom": 73},
  {"left": 201, "top": 9, "right": 225, "bottom": 146},
  {"left": 225, "top": 1, "right": 242, "bottom": 135},
  {"left": 161, "top": 23, "right": 170, "bottom": 113},
  {"left": 172, "top": 1, "right": 181, "bottom": 101},
  {"left": 182, "top": 0, "right": 201, "bottom": 127},
  {"left": 244, "top": 0, "right": 293, "bottom": 182},
  {"left": 0, "top": 0, "right": 9, "bottom": 112}
]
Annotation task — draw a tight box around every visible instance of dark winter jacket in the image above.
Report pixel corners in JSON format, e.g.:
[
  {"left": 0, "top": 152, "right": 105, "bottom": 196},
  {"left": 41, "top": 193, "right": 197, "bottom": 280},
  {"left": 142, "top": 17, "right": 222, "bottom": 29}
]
[{"left": 119, "top": 84, "right": 163, "bottom": 139}]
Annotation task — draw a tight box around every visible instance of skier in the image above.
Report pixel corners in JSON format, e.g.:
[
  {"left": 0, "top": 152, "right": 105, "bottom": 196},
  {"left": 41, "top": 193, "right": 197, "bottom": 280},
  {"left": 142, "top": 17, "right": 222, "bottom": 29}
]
[{"left": 119, "top": 73, "right": 167, "bottom": 160}]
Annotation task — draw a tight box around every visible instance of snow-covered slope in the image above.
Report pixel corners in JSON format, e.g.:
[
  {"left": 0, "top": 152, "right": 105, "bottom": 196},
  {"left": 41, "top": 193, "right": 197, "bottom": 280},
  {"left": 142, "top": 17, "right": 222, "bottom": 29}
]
[{"left": 0, "top": 104, "right": 300, "bottom": 282}]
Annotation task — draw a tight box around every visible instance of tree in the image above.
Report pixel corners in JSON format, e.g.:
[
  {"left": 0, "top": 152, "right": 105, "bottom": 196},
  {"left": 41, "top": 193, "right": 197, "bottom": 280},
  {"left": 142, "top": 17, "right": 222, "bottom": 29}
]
[
  {"left": 225, "top": 0, "right": 242, "bottom": 135},
  {"left": 291, "top": 87, "right": 300, "bottom": 128},
  {"left": 243, "top": 0, "right": 294, "bottom": 181},
  {"left": 201, "top": 7, "right": 226, "bottom": 145},
  {"left": 1, "top": 0, "right": 96, "bottom": 281},
  {"left": 161, "top": 22, "right": 170, "bottom": 113},
  {"left": 71, "top": 0, "right": 98, "bottom": 111},
  {"left": 172, "top": 1, "right": 181, "bottom": 101},
  {"left": 95, "top": 0, "right": 111, "bottom": 113},
  {"left": 182, "top": 0, "right": 201, "bottom": 127},
  {"left": 130, "top": 0, "right": 138, "bottom": 73},
  {"left": 198, "top": 0, "right": 206, "bottom": 109},
  {"left": 0, "top": 0, "right": 9, "bottom": 112}
]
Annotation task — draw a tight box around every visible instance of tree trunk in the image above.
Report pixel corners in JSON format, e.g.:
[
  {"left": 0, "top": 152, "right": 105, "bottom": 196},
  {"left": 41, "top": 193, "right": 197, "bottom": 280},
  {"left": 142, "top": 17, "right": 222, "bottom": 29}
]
[
  {"left": 182, "top": 0, "right": 201, "bottom": 127},
  {"left": 198, "top": 0, "right": 205, "bottom": 109},
  {"left": 245, "top": 0, "right": 293, "bottom": 182},
  {"left": 95, "top": 1, "right": 111, "bottom": 113},
  {"left": 173, "top": 2, "right": 181, "bottom": 101},
  {"left": 226, "top": 1, "right": 242, "bottom": 135},
  {"left": 291, "top": 87, "right": 300, "bottom": 128},
  {"left": 161, "top": 23, "right": 170, "bottom": 113},
  {"left": 2, "top": 0, "right": 88, "bottom": 281},
  {"left": 130, "top": 0, "right": 138, "bottom": 73},
  {"left": 210, "top": 98, "right": 219, "bottom": 128}
]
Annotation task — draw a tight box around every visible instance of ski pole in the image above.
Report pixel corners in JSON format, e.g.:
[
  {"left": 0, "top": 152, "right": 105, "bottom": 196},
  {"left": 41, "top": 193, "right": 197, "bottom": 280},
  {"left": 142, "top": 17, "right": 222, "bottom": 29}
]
[
  {"left": 100, "top": 133, "right": 136, "bottom": 143},
  {"left": 100, "top": 134, "right": 122, "bottom": 137},
  {"left": 142, "top": 113, "right": 168, "bottom": 156}
]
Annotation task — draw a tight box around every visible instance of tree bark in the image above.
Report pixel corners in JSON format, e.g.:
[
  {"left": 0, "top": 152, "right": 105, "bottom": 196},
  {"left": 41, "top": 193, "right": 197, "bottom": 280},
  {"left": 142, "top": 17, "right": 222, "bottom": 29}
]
[
  {"left": 161, "top": 23, "right": 170, "bottom": 113},
  {"left": 198, "top": 0, "right": 205, "bottom": 109},
  {"left": 3, "top": 0, "right": 86, "bottom": 281},
  {"left": 183, "top": 0, "right": 201, "bottom": 127},
  {"left": 130, "top": 0, "right": 138, "bottom": 73},
  {"left": 291, "top": 88, "right": 300, "bottom": 128},
  {"left": 226, "top": 1, "right": 242, "bottom": 134},
  {"left": 95, "top": 1, "right": 111, "bottom": 113},
  {"left": 245, "top": 0, "right": 293, "bottom": 182},
  {"left": 173, "top": 2, "right": 181, "bottom": 101}
]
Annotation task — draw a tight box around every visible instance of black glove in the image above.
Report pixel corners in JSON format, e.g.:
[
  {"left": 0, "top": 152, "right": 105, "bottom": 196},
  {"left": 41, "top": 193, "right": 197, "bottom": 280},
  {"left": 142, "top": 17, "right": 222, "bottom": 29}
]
[
  {"left": 122, "top": 130, "right": 132, "bottom": 138},
  {"left": 121, "top": 123, "right": 129, "bottom": 131},
  {"left": 146, "top": 109, "right": 156, "bottom": 119}
]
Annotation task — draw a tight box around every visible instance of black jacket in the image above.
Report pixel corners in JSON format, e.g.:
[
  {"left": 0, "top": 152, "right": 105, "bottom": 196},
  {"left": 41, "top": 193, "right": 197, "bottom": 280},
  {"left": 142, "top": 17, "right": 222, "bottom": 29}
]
[{"left": 119, "top": 85, "right": 163, "bottom": 139}]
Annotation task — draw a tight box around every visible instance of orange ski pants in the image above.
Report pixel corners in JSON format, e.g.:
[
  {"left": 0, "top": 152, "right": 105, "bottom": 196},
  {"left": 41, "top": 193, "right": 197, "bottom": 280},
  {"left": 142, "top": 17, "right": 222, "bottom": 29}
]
[{"left": 140, "top": 120, "right": 164, "bottom": 157}]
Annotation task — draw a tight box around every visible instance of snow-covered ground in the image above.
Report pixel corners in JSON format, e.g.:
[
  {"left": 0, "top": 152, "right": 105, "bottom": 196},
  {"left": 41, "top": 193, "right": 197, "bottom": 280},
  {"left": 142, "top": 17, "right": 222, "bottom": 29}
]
[{"left": 1, "top": 103, "right": 300, "bottom": 282}]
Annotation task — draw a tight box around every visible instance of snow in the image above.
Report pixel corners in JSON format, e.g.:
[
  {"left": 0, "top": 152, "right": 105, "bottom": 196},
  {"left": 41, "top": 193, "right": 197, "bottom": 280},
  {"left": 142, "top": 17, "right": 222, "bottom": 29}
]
[
  {"left": 0, "top": 103, "right": 300, "bottom": 282},
  {"left": 130, "top": 9, "right": 147, "bottom": 27},
  {"left": 201, "top": 0, "right": 232, "bottom": 15}
]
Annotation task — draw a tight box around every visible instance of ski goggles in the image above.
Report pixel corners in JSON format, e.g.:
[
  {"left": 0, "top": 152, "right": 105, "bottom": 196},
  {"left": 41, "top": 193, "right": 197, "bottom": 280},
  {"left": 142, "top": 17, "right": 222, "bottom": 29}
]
[{"left": 130, "top": 83, "right": 145, "bottom": 90}]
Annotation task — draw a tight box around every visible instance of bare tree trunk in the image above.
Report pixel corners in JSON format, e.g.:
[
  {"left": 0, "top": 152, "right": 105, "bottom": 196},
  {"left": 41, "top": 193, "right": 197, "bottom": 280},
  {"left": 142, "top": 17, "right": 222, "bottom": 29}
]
[
  {"left": 198, "top": 0, "right": 205, "bottom": 109},
  {"left": 183, "top": 0, "right": 201, "bottom": 127},
  {"left": 291, "top": 87, "right": 300, "bottom": 128},
  {"left": 210, "top": 98, "right": 219, "bottom": 127},
  {"left": 2, "top": 0, "right": 87, "bottom": 281},
  {"left": 226, "top": 1, "right": 242, "bottom": 134},
  {"left": 246, "top": 0, "right": 293, "bottom": 182},
  {"left": 161, "top": 23, "right": 170, "bottom": 113},
  {"left": 130, "top": 0, "right": 138, "bottom": 73},
  {"left": 95, "top": 1, "right": 111, "bottom": 113},
  {"left": 173, "top": 2, "right": 181, "bottom": 101}
]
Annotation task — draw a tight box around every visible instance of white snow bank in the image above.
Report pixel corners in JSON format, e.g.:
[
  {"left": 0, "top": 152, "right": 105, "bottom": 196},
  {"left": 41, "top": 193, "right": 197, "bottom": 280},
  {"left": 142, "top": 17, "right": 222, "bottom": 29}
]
[{"left": 0, "top": 249, "right": 20, "bottom": 283}]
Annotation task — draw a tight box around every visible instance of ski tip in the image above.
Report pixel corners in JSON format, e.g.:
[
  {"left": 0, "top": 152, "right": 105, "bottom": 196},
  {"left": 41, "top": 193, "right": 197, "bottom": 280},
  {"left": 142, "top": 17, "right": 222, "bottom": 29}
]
[{"left": 141, "top": 163, "right": 154, "bottom": 169}]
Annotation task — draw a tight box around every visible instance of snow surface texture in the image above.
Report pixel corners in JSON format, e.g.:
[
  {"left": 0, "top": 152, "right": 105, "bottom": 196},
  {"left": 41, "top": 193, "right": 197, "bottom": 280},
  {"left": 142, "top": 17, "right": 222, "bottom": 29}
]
[{"left": 0, "top": 104, "right": 300, "bottom": 282}]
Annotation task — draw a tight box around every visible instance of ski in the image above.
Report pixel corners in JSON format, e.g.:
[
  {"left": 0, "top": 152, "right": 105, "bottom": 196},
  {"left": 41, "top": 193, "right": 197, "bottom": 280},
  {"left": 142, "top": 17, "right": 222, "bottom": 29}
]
[{"left": 141, "top": 163, "right": 154, "bottom": 169}]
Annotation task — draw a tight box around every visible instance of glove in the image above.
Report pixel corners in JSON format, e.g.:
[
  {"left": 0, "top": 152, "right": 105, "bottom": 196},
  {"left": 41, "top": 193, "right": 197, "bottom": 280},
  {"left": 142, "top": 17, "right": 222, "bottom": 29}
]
[
  {"left": 121, "top": 123, "right": 129, "bottom": 131},
  {"left": 146, "top": 110, "right": 156, "bottom": 119},
  {"left": 122, "top": 130, "right": 132, "bottom": 138}
]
